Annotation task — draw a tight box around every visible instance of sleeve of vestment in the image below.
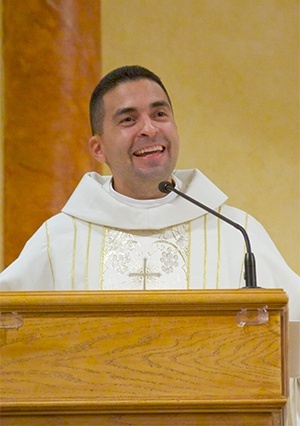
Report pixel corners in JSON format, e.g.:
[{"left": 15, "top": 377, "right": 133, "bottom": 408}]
[
  {"left": 246, "top": 214, "right": 300, "bottom": 321},
  {"left": 0, "top": 222, "right": 55, "bottom": 291}
]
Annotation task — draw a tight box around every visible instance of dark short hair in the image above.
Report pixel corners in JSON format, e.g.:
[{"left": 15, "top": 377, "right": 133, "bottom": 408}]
[{"left": 89, "top": 65, "right": 172, "bottom": 135}]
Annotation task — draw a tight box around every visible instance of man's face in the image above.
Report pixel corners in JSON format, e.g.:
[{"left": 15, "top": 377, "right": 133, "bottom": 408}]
[{"left": 89, "top": 79, "right": 180, "bottom": 198}]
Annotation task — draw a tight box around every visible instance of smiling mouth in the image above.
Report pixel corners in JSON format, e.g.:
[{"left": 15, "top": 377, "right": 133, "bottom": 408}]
[{"left": 133, "top": 145, "right": 165, "bottom": 157}]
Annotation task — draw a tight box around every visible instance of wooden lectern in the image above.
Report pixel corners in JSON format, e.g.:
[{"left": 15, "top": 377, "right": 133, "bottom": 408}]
[{"left": 0, "top": 289, "right": 288, "bottom": 425}]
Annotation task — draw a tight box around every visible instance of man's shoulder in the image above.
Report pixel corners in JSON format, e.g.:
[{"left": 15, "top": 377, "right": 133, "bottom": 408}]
[{"left": 45, "top": 212, "right": 84, "bottom": 230}]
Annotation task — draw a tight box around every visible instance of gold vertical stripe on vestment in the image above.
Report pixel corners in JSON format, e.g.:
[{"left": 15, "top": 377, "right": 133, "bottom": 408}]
[
  {"left": 85, "top": 223, "right": 92, "bottom": 290},
  {"left": 45, "top": 221, "right": 55, "bottom": 286},
  {"left": 216, "top": 207, "right": 222, "bottom": 289},
  {"left": 71, "top": 217, "right": 77, "bottom": 290},
  {"left": 203, "top": 215, "right": 207, "bottom": 289},
  {"left": 99, "top": 226, "right": 107, "bottom": 290},
  {"left": 186, "top": 221, "right": 191, "bottom": 289}
]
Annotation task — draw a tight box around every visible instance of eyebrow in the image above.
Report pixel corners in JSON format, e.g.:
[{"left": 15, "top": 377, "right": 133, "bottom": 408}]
[{"left": 113, "top": 101, "right": 171, "bottom": 120}]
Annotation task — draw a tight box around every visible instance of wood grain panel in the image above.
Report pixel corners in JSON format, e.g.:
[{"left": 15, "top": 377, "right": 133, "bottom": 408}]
[
  {"left": 0, "top": 412, "right": 283, "bottom": 426},
  {"left": 0, "top": 290, "right": 288, "bottom": 425},
  {"left": 1, "top": 314, "right": 283, "bottom": 401}
]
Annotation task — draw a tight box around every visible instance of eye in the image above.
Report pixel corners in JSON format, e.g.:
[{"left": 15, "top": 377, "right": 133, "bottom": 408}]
[
  {"left": 119, "top": 116, "right": 135, "bottom": 125},
  {"left": 154, "top": 110, "right": 169, "bottom": 120}
]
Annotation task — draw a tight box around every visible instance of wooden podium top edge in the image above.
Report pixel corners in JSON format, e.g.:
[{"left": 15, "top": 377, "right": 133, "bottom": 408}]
[
  {"left": 0, "top": 289, "right": 288, "bottom": 313},
  {"left": 0, "top": 397, "right": 288, "bottom": 414}
]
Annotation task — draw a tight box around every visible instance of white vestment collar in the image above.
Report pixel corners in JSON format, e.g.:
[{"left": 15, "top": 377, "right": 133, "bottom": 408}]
[
  {"left": 107, "top": 174, "right": 181, "bottom": 208},
  {"left": 61, "top": 168, "right": 228, "bottom": 230}
]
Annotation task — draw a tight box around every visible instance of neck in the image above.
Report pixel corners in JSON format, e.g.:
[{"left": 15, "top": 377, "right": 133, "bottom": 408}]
[{"left": 112, "top": 177, "right": 172, "bottom": 200}]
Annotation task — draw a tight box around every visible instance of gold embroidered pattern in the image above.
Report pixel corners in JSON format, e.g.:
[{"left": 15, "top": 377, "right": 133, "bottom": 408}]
[
  {"left": 101, "top": 224, "right": 190, "bottom": 290},
  {"left": 129, "top": 257, "right": 161, "bottom": 290}
]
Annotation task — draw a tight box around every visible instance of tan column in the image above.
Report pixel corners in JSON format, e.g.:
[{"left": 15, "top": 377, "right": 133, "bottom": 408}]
[{"left": 3, "top": 0, "right": 101, "bottom": 266}]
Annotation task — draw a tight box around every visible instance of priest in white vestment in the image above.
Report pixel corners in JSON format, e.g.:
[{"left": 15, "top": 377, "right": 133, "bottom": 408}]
[{"left": 0, "top": 65, "right": 299, "bottom": 425}]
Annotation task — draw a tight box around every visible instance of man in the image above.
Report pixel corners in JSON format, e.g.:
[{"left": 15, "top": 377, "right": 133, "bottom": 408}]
[
  {"left": 0, "top": 65, "right": 299, "bottom": 422},
  {"left": 1, "top": 65, "right": 299, "bottom": 301}
]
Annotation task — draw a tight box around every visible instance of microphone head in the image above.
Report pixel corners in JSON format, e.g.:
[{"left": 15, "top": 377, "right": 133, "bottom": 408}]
[{"left": 158, "top": 181, "right": 174, "bottom": 194}]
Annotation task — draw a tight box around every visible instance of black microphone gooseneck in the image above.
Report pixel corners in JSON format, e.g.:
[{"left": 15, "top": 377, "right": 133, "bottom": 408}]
[{"left": 158, "top": 181, "right": 257, "bottom": 288}]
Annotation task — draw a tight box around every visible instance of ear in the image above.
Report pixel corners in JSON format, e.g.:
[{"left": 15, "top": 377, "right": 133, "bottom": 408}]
[{"left": 88, "top": 135, "right": 107, "bottom": 163}]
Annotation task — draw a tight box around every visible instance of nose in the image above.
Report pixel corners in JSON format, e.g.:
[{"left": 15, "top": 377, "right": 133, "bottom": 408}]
[{"left": 138, "top": 116, "right": 158, "bottom": 138}]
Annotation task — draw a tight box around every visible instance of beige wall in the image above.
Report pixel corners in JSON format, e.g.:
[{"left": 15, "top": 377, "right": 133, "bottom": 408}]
[
  {"left": 101, "top": 0, "right": 300, "bottom": 274},
  {"left": 0, "top": 0, "right": 299, "bottom": 274}
]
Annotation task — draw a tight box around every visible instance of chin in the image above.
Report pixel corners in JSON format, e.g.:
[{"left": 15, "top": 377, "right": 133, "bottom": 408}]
[{"left": 137, "top": 167, "right": 171, "bottom": 182}]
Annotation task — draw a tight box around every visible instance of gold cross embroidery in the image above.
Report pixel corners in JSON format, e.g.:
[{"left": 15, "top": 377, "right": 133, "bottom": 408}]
[{"left": 129, "top": 258, "right": 161, "bottom": 290}]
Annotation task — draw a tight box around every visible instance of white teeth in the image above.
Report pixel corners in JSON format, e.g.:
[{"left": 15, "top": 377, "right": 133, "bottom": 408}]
[{"left": 135, "top": 146, "right": 163, "bottom": 156}]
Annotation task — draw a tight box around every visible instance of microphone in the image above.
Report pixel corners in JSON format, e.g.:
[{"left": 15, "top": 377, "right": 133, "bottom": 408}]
[{"left": 158, "top": 181, "right": 257, "bottom": 288}]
